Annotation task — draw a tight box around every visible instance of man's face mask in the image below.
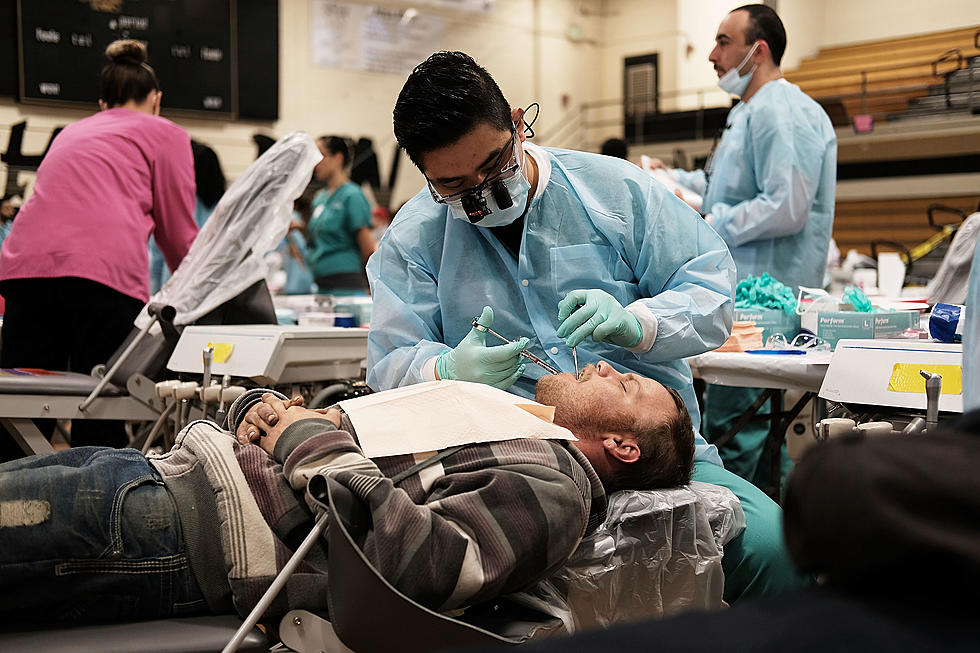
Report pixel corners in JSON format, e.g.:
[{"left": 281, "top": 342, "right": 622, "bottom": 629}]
[
  {"left": 718, "top": 41, "right": 760, "bottom": 97},
  {"left": 426, "top": 128, "right": 531, "bottom": 228}
]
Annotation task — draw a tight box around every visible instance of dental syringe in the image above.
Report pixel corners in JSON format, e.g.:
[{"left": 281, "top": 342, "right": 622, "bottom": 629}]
[{"left": 471, "top": 317, "right": 562, "bottom": 375}]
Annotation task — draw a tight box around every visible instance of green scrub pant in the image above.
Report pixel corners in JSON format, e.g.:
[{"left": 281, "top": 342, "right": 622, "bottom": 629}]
[
  {"left": 703, "top": 384, "right": 793, "bottom": 490},
  {"left": 692, "top": 459, "right": 811, "bottom": 604}
]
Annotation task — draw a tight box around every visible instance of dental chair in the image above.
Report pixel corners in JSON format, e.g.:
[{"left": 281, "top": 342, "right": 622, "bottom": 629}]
[
  {"left": 275, "top": 481, "right": 743, "bottom": 653},
  {"left": 0, "top": 131, "right": 322, "bottom": 457}
]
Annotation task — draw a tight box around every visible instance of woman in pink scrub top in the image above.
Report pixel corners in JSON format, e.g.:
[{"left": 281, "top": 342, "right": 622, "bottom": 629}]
[{"left": 0, "top": 40, "right": 197, "bottom": 449}]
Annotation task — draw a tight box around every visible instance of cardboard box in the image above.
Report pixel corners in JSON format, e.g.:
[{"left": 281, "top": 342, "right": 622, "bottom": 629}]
[
  {"left": 800, "top": 309, "right": 919, "bottom": 348},
  {"left": 734, "top": 308, "right": 802, "bottom": 343}
]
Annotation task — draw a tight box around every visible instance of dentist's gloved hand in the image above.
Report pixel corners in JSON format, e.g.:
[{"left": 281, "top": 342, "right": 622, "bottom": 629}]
[
  {"left": 557, "top": 289, "right": 642, "bottom": 349},
  {"left": 436, "top": 306, "right": 528, "bottom": 389}
]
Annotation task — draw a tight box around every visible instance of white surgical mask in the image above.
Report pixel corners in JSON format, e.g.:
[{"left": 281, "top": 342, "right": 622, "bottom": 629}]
[{"left": 718, "top": 41, "right": 760, "bottom": 97}]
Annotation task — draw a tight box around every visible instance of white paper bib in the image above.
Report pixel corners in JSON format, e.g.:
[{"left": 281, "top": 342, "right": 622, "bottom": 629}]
[{"left": 338, "top": 380, "right": 576, "bottom": 458}]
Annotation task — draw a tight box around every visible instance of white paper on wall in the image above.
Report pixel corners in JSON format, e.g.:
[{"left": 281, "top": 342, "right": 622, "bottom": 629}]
[{"left": 312, "top": 1, "right": 447, "bottom": 75}]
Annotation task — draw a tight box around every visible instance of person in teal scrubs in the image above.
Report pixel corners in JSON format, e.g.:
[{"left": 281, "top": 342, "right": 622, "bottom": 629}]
[
  {"left": 0, "top": 196, "right": 17, "bottom": 249},
  {"left": 307, "top": 136, "right": 375, "bottom": 294},
  {"left": 652, "top": 5, "right": 838, "bottom": 490}
]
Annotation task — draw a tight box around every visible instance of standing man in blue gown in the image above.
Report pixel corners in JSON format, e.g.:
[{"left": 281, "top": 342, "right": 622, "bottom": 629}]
[{"left": 652, "top": 5, "right": 838, "bottom": 491}]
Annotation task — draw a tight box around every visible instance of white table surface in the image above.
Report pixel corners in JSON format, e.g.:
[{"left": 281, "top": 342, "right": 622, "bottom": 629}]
[{"left": 687, "top": 351, "right": 832, "bottom": 393}]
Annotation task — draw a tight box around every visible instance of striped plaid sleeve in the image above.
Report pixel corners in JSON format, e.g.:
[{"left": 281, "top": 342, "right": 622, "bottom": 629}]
[
  {"left": 279, "top": 420, "right": 381, "bottom": 493},
  {"left": 311, "top": 459, "right": 591, "bottom": 612}
]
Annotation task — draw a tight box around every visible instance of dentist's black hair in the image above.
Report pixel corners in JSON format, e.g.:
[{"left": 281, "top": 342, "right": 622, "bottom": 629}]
[
  {"left": 393, "top": 51, "right": 513, "bottom": 170},
  {"left": 733, "top": 4, "right": 787, "bottom": 66}
]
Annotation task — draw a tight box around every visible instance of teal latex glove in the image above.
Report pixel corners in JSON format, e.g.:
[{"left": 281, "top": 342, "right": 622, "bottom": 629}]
[
  {"left": 436, "top": 306, "right": 528, "bottom": 389},
  {"left": 557, "top": 289, "right": 642, "bottom": 349},
  {"left": 843, "top": 285, "right": 874, "bottom": 313}
]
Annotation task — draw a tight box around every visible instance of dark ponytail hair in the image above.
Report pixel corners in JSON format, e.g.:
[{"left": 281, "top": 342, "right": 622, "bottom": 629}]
[
  {"left": 191, "top": 140, "right": 226, "bottom": 209},
  {"left": 101, "top": 39, "right": 160, "bottom": 108},
  {"left": 318, "top": 135, "right": 354, "bottom": 168}
]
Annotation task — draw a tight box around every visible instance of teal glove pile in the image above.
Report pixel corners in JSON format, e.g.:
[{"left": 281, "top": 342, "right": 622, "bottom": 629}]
[
  {"left": 436, "top": 306, "right": 528, "bottom": 390},
  {"left": 734, "top": 273, "right": 797, "bottom": 315},
  {"left": 557, "top": 289, "right": 642, "bottom": 349}
]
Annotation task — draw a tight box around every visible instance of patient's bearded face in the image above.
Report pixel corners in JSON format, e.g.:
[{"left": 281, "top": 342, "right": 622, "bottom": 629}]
[{"left": 535, "top": 362, "right": 664, "bottom": 437}]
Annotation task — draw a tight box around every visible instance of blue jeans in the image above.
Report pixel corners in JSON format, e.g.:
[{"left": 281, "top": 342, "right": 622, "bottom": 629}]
[{"left": 0, "top": 447, "right": 208, "bottom": 623}]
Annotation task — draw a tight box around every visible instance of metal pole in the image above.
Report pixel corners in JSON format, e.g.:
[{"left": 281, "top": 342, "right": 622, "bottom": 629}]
[
  {"left": 222, "top": 512, "right": 329, "bottom": 653},
  {"left": 861, "top": 71, "right": 868, "bottom": 115}
]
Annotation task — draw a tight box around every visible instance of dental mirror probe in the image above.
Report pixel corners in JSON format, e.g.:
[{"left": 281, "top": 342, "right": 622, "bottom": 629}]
[{"left": 471, "top": 318, "right": 562, "bottom": 375}]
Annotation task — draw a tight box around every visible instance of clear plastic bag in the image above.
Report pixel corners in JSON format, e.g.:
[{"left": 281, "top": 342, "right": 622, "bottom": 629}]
[
  {"left": 136, "top": 131, "right": 321, "bottom": 328},
  {"left": 539, "top": 481, "right": 745, "bottom": 632}
]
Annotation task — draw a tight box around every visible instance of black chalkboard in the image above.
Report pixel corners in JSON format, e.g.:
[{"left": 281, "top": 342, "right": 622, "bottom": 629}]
[
  {"left": 236, "top": 0, "right": 278, "bottom": 121},
  {"left": 18, "top": 0, "right": 235, "bottom": 117},
  {"left": 0, "top": 0, "right": 16, "bottom": 98}
]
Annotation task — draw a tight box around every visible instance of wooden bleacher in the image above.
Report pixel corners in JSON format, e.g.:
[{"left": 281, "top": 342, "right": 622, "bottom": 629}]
[
  {"left": 833, "top": 194, "right": 980, "bottom": 258},
  {"left": 784, "top": 26, "right": 980, "bottom": 123}
]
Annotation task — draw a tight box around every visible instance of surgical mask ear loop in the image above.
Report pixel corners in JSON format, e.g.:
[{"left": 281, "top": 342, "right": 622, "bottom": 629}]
[{"left": 734, "top": 41, "right": 760, "bottom": 77}]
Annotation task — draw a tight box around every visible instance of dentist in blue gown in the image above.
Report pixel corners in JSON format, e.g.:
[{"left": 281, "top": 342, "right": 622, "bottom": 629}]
[
  {"left": 367, "top": 50, "right": 806, "bottom": 603},
  {"left": 651, "top": 4, "right": 837, "bottom": 491}
]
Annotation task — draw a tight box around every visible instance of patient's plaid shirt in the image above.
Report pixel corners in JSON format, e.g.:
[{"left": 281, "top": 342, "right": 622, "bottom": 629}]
[{"left": 150, "top": 412, "right": 606, "bottom": 619}]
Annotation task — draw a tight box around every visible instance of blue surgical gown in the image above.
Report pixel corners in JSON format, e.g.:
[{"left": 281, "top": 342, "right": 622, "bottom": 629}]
[
  {"left": 367, "top": 146, "right": 736, "bottom": 465},
  {"left": 675, "top": 79, "right": 837, "bottom": 294},
  {"left": 965, "top": 241, "right": 980, "bottom": 412}
]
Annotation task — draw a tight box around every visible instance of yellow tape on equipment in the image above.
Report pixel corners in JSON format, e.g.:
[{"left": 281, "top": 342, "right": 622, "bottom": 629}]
[{"left": 888, "top": 363, "right": 961, "bottom": 394}]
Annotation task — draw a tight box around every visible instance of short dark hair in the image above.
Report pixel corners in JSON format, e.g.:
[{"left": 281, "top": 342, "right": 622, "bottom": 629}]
[
  {"left": 318, "top": 135, "right": 354, "bottom": 167},
  {"left": 101, "top": 39, "right": 160, "bottom": 108},
  {"left": 605, "top": 385, "right": 695, "bottom": 492},
  {"left": 733, "top": 4, "right": 787, "bottom": 67},
  {"left": 600, "top": 138, "right": 628, "bottom": 159},
  {"left": 393, "top": 51, "right": 513, "bottom": 169}
]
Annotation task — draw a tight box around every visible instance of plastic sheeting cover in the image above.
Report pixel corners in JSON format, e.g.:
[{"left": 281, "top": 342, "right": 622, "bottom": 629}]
[
  {"left": 545, "top": 481, "right": 744, "bottom": 632},
  {"left": 136, "top": 132, "right": 322, "bottom": 328},
  {"left": 927, "top": 212, "right": 980, "bottom": 306}
]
